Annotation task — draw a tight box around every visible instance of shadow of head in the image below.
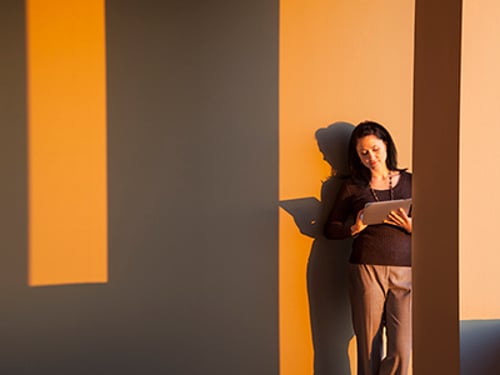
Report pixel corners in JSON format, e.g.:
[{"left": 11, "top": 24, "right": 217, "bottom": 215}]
[{"left": 315, "top": 122, "right": 355, "bottom": 177}]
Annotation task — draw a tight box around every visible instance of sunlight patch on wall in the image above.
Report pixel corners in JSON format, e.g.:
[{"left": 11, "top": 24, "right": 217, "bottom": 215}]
[
  {"left": 26, "top": 0, "right": 108, "bottom": 286},
  {"left": 460, "top": 0, "right": 500, "bottom": 321}
]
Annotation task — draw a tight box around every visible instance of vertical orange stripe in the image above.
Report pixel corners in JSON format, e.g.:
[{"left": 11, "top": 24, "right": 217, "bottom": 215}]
[{"left": 26, "top": 0, "right": 108, "bottom": 286}]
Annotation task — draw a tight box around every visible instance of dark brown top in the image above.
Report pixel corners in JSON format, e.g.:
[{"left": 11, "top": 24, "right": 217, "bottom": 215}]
[{"left": 324, "top": 171, "right": 412, "bottom": 266}]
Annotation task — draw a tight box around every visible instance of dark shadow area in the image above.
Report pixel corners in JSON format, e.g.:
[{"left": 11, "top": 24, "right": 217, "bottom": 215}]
[
  {"left": 280, "top": 122, "right": 355, "bottom": 375},
  {"left": 460, "top": 319, "right": 500, "bottom": 374},
  {"left": 0, "top": 1, "right": 279, "bottom": 374}
]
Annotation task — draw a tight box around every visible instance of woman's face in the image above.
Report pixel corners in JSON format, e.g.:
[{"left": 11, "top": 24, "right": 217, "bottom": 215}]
[{"left": 356, "top": 134, "right": 388, "bottom": 172}]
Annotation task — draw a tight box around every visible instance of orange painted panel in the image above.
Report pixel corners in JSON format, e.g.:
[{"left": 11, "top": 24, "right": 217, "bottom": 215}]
[
  {"left": 460, "top": 0, "right": 500, "bottom": 320},
  {"left": 26, "top": 0, "right": 108, "bottom": 286}
]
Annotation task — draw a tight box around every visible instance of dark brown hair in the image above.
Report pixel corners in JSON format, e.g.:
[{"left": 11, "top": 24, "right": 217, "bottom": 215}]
[{"left": 348, "top": 121, "right": 401, "bottom": 185}]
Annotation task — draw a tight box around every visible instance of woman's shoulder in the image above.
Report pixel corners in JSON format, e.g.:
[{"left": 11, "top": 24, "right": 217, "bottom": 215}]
[
  {"left": 401, "top": 169, "right": 411, "bottom": 175},
  {"left": 396, "top": 169, "right": 412, "bottom": 181},
  {"left": 398, "top": 169, "right": 412, "bottom": 181},
  {"left": 341, "top": 177, "right": 367, "bottom": 194},
  {"left": 397, "top": 170, "right": 412, "bottom": 194}
]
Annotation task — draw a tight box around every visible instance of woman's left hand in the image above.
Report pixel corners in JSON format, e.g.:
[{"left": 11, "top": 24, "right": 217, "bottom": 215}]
[{"left": 384, "top": 208, "right": 412, "bottom": 233}]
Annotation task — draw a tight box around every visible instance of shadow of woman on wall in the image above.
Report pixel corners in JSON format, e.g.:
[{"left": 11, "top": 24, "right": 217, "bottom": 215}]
[{"left": 280, "top": 122, "right": 355, "bottom": 374}]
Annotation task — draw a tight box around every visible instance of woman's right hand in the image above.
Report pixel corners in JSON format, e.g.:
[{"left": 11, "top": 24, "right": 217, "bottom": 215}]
[{"left": 350, "top": 210, "right": 368, "bottom": 237}]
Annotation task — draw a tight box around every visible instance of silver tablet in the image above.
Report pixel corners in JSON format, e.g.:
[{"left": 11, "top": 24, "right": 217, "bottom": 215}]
[{"left": 362, "top": 198, "right": 412, "bottom": 225}]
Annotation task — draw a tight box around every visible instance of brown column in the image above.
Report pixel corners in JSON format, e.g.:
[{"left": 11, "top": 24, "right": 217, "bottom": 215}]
[{"left": 412, "top": 0, "right": 462, "bottom": 374}]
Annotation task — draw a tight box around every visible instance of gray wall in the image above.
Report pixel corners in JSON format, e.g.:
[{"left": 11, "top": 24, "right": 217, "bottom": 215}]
[
  {"left": 0, "top": 1, "right": 279, "bottom": 374},
  {"left": 461, "top": 320, "right": 500, "bottom": 374}
]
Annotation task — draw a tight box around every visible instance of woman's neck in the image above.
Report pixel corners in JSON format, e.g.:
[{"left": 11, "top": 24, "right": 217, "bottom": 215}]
[{"left": 370, "top": 167, "right": 391, "bottom": 180}]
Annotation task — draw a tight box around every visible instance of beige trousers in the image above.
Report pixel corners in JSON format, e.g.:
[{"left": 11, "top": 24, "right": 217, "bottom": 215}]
[{"left": 348, "top": 264, "right": 412, "bottom": 375}]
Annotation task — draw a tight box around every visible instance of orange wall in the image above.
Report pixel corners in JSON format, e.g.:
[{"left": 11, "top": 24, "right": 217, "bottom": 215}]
[
  {"left": 26, "top": 0, "right": 108, "bottom": 286},
  {"left": 460, "top": 0, "right": 500, "bottom": 320},
  {"left": 279, "top": 1, "right": 414, "bottom": 373}
]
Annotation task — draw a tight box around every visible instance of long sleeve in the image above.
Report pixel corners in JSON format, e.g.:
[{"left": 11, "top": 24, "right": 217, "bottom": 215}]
[
  {"left": 324, "top": 181, "right": 353, "bottom": 239},
  {"left": 324, "top": 172, "right": 412, "bottom": 266}
]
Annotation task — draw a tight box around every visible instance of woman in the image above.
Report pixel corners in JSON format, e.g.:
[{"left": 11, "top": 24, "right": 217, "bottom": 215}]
[{"left": 325, "top": 121, "right": 412, "bottom": 375}]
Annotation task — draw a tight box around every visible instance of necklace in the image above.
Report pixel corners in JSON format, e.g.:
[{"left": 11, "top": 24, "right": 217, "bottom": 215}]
[{"left": 370, "top": 173, "right": 393, "bottom": 201}]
